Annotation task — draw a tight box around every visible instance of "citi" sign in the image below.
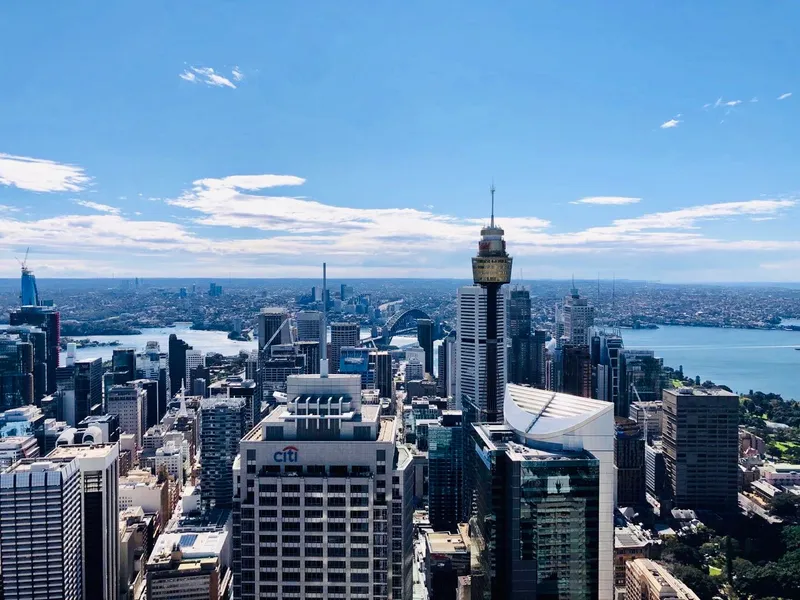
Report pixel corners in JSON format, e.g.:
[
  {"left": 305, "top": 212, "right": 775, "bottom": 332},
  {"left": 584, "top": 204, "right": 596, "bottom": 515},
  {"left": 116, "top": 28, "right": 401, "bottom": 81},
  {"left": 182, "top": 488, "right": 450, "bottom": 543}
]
[{"left": 273, "top": 446, "right": 299, "bottom": 463}]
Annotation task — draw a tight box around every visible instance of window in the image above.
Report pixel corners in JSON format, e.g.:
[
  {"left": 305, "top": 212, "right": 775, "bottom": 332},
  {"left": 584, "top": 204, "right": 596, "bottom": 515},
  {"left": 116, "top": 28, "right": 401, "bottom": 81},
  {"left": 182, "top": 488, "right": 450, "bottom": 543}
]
[
  {"left": 351, "top": 561, "right": 369, "bottom": 569},
  {"left": 329, "top": 535, "right": 346, "bottom": 544},
  {"left": 351, "top": 484, "right": 368, "bottom": 493},
  {"left": 282, "top": 535, "right": 300, "bottom": 544},
  {"left": 259, "top": 509, "right": 277, "bottom": 518},
  {"left": 377, "top": 449, "right": 386, "bottom": 461},
  {"left": 283, "top": 572, "right": 300, "bottom": 582},
  {"left": 259, "top": 484, "right": 277, "bottom": 493},
  {"left": 354, "top": 426, "right": 371, "bottom": 440},
  {"left": 305, "top": 535, "right": 323, "bottom": 544},
  {"left": 282, "top": 497, "right": 300, "bottom": 506},
  {"left": 305, "top": 560, "right": 323, "bottom": 569},
  {"left": 351, "top": 522, "right": 369, "bottom": 532},
  {"left": 283, "top": 560, "right": 301, "bottom": 569},
  {"left": 264, "top": 426, "right": 284, "bottom": 441},
  {"left": 305, "top": 572, "right": 324, "bottom": 582},
  {"left": 282, "top": 509, "right": 300, "bottom": 518},
  {"left": 306, "top": 484, "right": 323, "bottom": 493},
  {"left": 283, "top": 522, "right": 300, "bottom": 531},
  {"left": 306, "top": 522, "right": 324, "bottom": 532},
  {"left": 329, "top": 572, "right": 347, "bottom": 583},
  {"left": 352, "top": 573, "right": 370, "bottom": 582},
  {"left": 306, "top": 546, "right": 323, "bottom": 557},
  {"left": 259, "top": 534, "right": 277, "bottom": 544},
  {"left": 351, "top": 510, "right": 369, "bottom": 519},
  {"left": 329, "top": 547, "right": 347, "bottom": 557},
  {"left": 305, "top": 497, "right": 323, "bottom": 506},
  {"left": 329, "top": 561, "right": 347, "bottom": 569},
  {"left": 260, "top": 559, "right": 278, "bottom": 569},
  {"left": 305, "top": 510, "right": 323, "bottom": 519},
  {"left": 329, "top": 510, "right": 346, "bottom": 519},
  {"left": 329, "top": 484, "right": 346, "bottom": 493},
  {"left": 283, "top": 484, "right": 300, "bottom": 493},
  {"left": 328, "top": 497, "right": 346, "bottom": 507}
]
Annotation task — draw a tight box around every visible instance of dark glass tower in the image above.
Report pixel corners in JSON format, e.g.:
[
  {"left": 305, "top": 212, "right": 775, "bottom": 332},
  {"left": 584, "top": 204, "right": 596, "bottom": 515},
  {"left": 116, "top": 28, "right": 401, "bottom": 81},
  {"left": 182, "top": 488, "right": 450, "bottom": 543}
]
[
  {"left": 9, "top": 306, "right": 60, "bottom": 396},
  {"left": 470, "top": 185, "right": 512, "bottom": 423},
  {"left": 168, "top": 334, "right": 191, "bottom": 394},
  {"left": 416, "top": 318, "right": 434, "bottom": 375},
  {"left": 428, "top": 411, "right": 463, "bottom": 531},
  {"left": 508, "top": 287, "right": 533, "bottom": 385}
]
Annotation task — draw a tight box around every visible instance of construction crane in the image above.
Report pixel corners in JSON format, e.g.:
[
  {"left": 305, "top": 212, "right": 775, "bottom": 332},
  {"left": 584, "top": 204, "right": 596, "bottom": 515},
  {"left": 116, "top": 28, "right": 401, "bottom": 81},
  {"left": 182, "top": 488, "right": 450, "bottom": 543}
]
[{"left": 15, "top": 247, "right": 31, "bottom": 273}]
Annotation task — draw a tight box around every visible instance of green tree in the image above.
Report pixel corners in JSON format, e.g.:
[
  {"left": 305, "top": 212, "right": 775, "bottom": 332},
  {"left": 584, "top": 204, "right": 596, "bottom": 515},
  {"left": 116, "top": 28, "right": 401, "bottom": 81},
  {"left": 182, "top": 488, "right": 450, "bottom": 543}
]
[
  {"left": 769, "top": 493, "right": 800, "bottom": 519},
  {"left": 669, "top": 565, "right": 719, "bottom": 600}
]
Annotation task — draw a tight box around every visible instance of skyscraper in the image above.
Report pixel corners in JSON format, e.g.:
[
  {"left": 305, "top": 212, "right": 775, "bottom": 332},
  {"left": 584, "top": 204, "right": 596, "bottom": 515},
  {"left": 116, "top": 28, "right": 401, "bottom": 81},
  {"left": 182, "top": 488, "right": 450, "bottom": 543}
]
[
  {"left": 168, "top": 334, "right": 191, "bottom": 395},
  {"left": 560, "top": 285, "right": 594, "bottom": 346},
  {"left": 562, "top": 343, "right": 592, "bottom": 398},
  {"left": 9, "top": 306, "right": 60, "bottom": 396},
  {"left": 48, "top": 443, "right": 120, "bottom": 600},
  {"left": 619, "top": 350, "right": 665, "bottom": 417},
  {"left": 469, "top": 385, "right": 615, "bottom": 600},
  {"left": 296, "top": 310, "right": 325, "bottom": 344},
  {"left": 507, "top": 286, "right": 535, "bottom": 387},
  {"left": 258, "top": 308, "right": 290, "bottom": 350},
  {"left": 0, "top": 336, "right": 34, "bottom": 409},
  {"left": 428, "top": 410, "right": 463, "bottom": 532},
  {"left": 417, "top": 318, "right": 434, "bottom": 375},
  {"left": 200, "top": 397, "right": 247, "bottom": 510},
  {"left": 19, "top": 258, "right": 40, "bottom": 307},
  {"left": 436, "top": 335, "right": 452, "bottom": 398},
  {"left": 185, "top": 349, "right": 204, "bottom": 391},
  {"left": 531, "top": 329, "right": 547, "bottom": 389},
  {"left": 329, "top": 322, "right": 359, "bottom": 375},
  {"left": 373, "top": 350, "right": 393, "bottom": 399},
  {"left": 614, "top": 417, "right": 646, "bottom": 507},
  {"left": 0, "top": 458, "right": 83, "bottom": 600},
  {"left": 662, "top": 387, "right": 739, "bottom": 513},
  {"left": 75, "top": 357, "right": 103, "bottom": 423},
  {"left": 232, "top": 371, "right": 415, "bottom": 600},
  {"left": 461, "top": 185, "right": 513, "bottom": 423},
  {"left": 112, "top": 348, "right": 136, "bottom": 385},
  {"left": 106, "top": 384, "right": 146, "bottom": 446}
]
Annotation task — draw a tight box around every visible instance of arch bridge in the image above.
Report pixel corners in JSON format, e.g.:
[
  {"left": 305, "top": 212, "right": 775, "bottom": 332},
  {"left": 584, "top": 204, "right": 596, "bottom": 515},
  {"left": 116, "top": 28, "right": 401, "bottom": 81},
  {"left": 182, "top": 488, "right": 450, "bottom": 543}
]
[{"left": 363, "top": 308, "right": 432, "bottom": 348}]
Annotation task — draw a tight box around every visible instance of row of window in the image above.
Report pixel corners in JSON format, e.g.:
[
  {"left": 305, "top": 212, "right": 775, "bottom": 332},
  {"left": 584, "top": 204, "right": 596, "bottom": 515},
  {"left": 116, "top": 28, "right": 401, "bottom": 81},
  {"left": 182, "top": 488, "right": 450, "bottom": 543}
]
[{"left": 258, "top": 572, "right": 374, "bottom": 583}]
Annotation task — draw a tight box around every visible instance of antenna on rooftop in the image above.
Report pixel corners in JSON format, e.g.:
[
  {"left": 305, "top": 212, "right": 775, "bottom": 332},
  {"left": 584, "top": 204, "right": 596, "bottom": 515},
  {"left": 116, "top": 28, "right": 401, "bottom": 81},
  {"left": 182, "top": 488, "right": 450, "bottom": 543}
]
[{"left": 320, "top": 262, "right": 329, "bottom": 378}]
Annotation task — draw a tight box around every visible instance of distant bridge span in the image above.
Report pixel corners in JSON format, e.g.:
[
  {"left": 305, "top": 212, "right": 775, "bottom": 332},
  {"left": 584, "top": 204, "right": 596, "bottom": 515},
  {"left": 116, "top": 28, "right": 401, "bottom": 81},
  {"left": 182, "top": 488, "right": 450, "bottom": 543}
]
[{"left": 362, "top": 308, "right": 432, "bottom": 347}]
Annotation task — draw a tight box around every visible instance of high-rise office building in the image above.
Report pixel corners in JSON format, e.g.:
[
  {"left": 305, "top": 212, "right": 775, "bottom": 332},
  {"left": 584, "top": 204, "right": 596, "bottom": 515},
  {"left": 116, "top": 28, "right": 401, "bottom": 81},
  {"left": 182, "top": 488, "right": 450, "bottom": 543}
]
[
  {"left": 594, "top": 333, "right": 624, "bottom": 414},
  {"left": 507, "top": 286, "right": 535, "bottom": 386},
  {"left": 531, "top": 329, "right": 547, "bottom": 389},
  {"left": 614, "top": 417, "right": 646, "bottom": 507},
  {"left": 456, "top": 286, "right": 507, "bottom": 420},
  {"left": 461, "top": 186, "right": 512, "bottom": 424},
  {"left": 417, "top": 318, "right": 434, "bottom": 375},
  {"left": 562, "top": 343, "right": 592, "bottom": 398},
  {"left": 112, "top": 348, "right": 137, "bottom": 385},
  {"left": 107, "top": 384, "right": 146, "bottom": 446},
  {"left": 436, "top": 335, "right": 452, "bottom": 398},
  {"left": 630, "top": 401, "right": 663, "bottom": 442},
  {"left": 296, "top": 310, "right": 325, "bottom": 344},
  {"left": 560, "top": 285, "right": 594, "bottom": 346},
  {"left": 232, "top": 371, "right": 415, "bottom": 600},
  {"left": 428, "top": 410, "right": 463, "bottom": 532},
  {"left": 0, "top": 458, "right": 83, "bottom": 600},
  {"left": 662, "top": 387, "right": 739, "bottom": 513},
  {"left": 295, "top": 341, "right": 321, "bottom": 375},
  {"left": 339, "top": 346, "right": 372, "bottom": 388},
  {"left": 200, "top": 397, "right": 247, "bottom": 510},
  {"left": 620, "top": 350, "right": 665, "bottom": 417},
  {"left": 131, "top": 379, "right": 159, "bottom": 429},
  {"left": 258, "top": 308, "right": 290, "bottom": 350},
  {"left": 373, "top": 350, "right": 393, "bottom": 399},
  {"left": 329, "top": 322, "right": 359, "bottom": 375},
  {"left": 185, "top": 349, "right": 204, "bottom": 391},
  {"left": 75, "top": 357, "right": 103, "bottom": 422},
  {"left": 469, "top": 384, "right": 615, "bottom": 600},
  {"left": 0, "top": 336, "right": 35, "bottom": 409},
  {"left": 20, "top": 260, "right": 40, "bottom": 307},
  {"left": 9, "top": 306, "right": 60, "bottom": 396},
  {"left": 48, "top": 443, "right": 120, "bottom": 600},
  {"left": 168, "top": 334, "right": 191, "bottom": 395}
]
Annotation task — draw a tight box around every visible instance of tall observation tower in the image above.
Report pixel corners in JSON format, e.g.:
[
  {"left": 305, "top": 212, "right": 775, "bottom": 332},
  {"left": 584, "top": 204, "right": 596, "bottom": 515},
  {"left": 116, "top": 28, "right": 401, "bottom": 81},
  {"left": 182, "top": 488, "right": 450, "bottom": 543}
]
[{"left": 457, "top": 185, "right": 513, "bottom": 424}]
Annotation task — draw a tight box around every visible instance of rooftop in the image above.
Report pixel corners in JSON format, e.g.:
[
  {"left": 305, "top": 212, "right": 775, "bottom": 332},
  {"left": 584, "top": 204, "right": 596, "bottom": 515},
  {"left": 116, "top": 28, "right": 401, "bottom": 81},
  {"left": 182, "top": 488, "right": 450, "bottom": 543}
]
[
  {"left": 150, "top": 531, "right": 227, "bottom": 562},
  {"left": 664, "top": 387, "right": 738, "bottom": 398},
  {"left": 426, "top": 530, "right": 469, "bottom": 555},
  {"left": 48, "top": 443, "right": 118, "bottom": 459}
]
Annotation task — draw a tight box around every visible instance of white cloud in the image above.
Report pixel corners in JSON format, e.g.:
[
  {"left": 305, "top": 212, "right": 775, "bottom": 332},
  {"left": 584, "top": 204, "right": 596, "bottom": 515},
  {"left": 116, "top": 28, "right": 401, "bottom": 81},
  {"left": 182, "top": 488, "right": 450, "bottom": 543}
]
[
  {"left": 232, "top": 67, "right": 244, "bottom": 82},
  {"left": 0, "top": 153, "right": 90, "bottom": 192},
  {"left": 723, "top": 100, "right": 742, "bottom": 107},
  {"left": 74, "top": 200, "right": 121, "bottom": 214},
  {"left": 571, "top": 197, "right": 641, "bottom": 206},
  {"left": 660, "top": 118, "right": 680, "bottom": 129},
  {"left": 777, "top": 92, "right": 792, "bottom": 100},
  {"left": 179, "top": 66, "right": 237, "bottom": 89},
  {"left": 750, "top": 97, "right": 759, "bottom": 103}
]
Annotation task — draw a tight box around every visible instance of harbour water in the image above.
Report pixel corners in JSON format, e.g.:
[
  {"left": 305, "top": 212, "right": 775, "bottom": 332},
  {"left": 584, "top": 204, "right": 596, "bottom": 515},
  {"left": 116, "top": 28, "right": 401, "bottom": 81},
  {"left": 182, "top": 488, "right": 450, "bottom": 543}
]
[
  {"left": 623, "top": 325, "right": 800, "bottom": 401},
  {"left": 64, "top": 323, "right": 800, "bottom": 401}
]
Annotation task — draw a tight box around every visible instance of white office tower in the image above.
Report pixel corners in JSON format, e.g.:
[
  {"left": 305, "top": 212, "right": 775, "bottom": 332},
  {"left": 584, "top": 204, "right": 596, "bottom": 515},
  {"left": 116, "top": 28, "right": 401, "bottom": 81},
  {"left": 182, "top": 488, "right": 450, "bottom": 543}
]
[
  {"left": 232, "top": 373, "right": 415, "bottom": 600},
  {"left": 496, "top": 385, "right": 615, "bottom": 599},
  {"left": 296, "top": 310, "right": 325, "bottom": 344},
  {"left": 185, "top": 349, "right": 204, "bottom": 388},
  {"left": 48, "top": 443, "right": 120, "bottom": 600},
  {"left": 107, "top": 384, "right": 146, "bottom": 446},
  {"left": 0, "top": 458, "right": 83, "bottom": 600},
  {"left": 456, "top": 285, "right": 507, "bottom": 420},
  {"left": 561, "top": 285, "right": 594, "bottom": 346}
]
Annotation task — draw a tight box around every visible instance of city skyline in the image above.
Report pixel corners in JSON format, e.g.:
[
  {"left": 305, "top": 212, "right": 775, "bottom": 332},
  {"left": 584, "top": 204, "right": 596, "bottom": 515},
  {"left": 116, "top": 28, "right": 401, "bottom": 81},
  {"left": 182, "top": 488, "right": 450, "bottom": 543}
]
[{"left": 1, "top": 3, "right": 800, "bottom": 281}]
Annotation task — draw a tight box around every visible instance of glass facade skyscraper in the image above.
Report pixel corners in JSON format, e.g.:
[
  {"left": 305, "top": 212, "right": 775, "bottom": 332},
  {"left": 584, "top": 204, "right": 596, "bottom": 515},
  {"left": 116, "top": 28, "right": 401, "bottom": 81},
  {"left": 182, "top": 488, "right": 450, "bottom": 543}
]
[{"left": 428, "top": 411, "right": 463, "bottom": 532}]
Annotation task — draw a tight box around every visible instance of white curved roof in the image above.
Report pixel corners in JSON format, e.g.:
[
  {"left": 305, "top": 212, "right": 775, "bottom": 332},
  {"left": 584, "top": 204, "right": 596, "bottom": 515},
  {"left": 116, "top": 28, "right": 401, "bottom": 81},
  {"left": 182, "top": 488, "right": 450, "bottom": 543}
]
[{"left": 504, "top": 384, "right": 613, "bottom": 440}]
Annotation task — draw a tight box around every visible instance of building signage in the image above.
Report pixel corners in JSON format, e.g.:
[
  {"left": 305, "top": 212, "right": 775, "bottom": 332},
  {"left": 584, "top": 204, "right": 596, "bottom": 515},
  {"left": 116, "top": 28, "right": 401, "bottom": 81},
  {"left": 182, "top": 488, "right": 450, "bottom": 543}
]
[{"left": 274, "top": 446, "right": 299, "bottom": 463}]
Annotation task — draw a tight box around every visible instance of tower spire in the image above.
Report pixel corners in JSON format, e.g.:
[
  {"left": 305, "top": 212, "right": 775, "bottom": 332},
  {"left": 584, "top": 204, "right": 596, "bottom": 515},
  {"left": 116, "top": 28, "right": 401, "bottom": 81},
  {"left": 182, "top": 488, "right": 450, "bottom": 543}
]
[
  {"left": 320, "top": 262, "right": 329, "bottom": 378},
  {"left": 490, "top": 181, "right": 496, "bottom": 228}
]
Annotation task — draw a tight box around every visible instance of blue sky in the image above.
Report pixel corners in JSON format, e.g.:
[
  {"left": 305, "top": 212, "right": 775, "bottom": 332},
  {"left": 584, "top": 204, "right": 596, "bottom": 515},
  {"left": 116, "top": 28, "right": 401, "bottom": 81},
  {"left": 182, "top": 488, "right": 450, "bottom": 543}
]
[{"left": 1, "top": 1, "right": 798, "bottom": 281}]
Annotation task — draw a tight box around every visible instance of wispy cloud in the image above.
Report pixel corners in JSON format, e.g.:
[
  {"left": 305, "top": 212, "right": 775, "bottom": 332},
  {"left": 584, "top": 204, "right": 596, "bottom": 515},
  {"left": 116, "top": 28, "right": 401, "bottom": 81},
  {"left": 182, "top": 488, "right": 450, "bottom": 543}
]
[
  {"left": 750, "top": 97, "right": 759, "bottom": 103},
  {"left": 660, "top": 118, "right": 680, "bottom": 129},
  {"left": 777, "top": 92, "right": 792, "bottom": 101},
  {"left": 723, "top": 99, "right": 742, "bottom": 107},
  {"left": 74, "top": 200, "right": 120, "bottom": 214},
  {"left": 179, "top": 66, "right": 237, "bottom": 89},
  {"left": 571, "top": 197, "right": 641, "bottom": 206},
  {"left": 0, "top": 153, "right": 90, "bottom": 192},
  {"left": 231, "top": 67, "right": 244, "bottom": 82}
]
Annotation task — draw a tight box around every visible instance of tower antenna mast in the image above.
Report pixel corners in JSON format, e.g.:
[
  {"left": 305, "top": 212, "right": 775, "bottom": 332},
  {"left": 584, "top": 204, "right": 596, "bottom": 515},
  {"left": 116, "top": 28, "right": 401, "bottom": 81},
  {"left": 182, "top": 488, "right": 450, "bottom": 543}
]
[{"left": 490, "top": 181, "right": 496, "bottom": 228}]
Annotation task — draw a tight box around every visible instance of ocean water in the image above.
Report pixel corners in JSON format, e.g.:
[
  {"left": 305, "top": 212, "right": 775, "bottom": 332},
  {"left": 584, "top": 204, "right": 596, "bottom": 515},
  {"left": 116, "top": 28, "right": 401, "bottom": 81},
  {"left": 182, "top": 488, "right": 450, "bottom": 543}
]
[{"left": 623, "top": 325, "right": 800, "bottom": 400}]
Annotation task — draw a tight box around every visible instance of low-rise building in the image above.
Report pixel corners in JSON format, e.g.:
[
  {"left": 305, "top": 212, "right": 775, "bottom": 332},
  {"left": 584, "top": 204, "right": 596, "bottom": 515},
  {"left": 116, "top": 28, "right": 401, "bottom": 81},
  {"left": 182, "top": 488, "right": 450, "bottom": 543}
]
[
  {"left": 625, "top": 558, "right": 699, "bottom": 600},
  {"left": 146, "top": 530, "right": 231, "bottom": 600},
  {"left": 614, "top": 525, "right": 655, "bottom": 594},
  {"left": 425, "top": 526, "right": 471, "bottom": 600}
]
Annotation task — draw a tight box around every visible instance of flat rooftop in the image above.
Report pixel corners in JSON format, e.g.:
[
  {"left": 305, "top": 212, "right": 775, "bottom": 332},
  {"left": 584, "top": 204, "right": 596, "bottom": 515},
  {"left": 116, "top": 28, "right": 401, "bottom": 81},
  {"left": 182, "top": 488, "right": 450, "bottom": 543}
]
[
  {"left": 664, "top": 387, "right": 738, "bottom": 398},
  {"left": 48, "top": 443, "right": 117, "bottom": 459},
  {"left": 150, "top": 530, "right": 227, "bottom": 561},
  {"left": 426, "top": 531, "right": 469, "bottom": 555}
]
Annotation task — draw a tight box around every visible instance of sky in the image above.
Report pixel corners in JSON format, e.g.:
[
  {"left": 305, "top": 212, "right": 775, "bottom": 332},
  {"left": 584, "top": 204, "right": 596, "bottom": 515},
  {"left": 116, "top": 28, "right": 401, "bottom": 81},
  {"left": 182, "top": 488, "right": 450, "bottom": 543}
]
[{"left": 0, "top": 1, "right": 799, "bottom": 282}]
